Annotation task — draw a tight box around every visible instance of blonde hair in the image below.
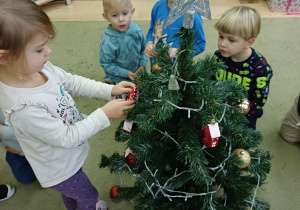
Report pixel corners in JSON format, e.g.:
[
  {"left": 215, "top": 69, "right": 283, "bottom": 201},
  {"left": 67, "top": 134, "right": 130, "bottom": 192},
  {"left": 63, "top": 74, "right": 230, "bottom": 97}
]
[
  {"left": 215, "top": 6, "right": 261, "bottom": 40},
  {"left": 102, "top": 0, "right": 132, "bottom": 13},
  {"left": 0, "top": 0, "right": 56, "bottom": 62}
]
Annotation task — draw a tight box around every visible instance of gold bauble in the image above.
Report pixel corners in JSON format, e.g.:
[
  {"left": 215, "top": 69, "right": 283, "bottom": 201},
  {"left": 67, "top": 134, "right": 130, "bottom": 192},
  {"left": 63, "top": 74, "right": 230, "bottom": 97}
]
[
  {"left": 152, "top": 63, "right": 163, "bottom": 73},
  {"left": 233, "top": 149, "right": 251, "bottom": 168},
  {"left": 238, "top": 99, "right": 250, "bottom": 114}
]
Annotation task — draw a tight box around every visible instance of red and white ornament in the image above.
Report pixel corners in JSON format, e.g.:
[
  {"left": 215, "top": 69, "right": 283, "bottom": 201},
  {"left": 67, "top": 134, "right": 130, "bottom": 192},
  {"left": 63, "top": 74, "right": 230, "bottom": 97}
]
[
  {"left": 201, "top": 120, "right": 221, "bottom": 148},
  {"left": 125, "top": 148, "right": 138, "bottom": 164},
  {"left": 125, "top": 86, "right": 138, "bottom": 101}
]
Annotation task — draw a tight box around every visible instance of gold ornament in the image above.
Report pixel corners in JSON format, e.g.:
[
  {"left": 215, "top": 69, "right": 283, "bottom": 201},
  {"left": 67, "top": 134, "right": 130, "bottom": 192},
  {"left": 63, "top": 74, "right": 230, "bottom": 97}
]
[
  {"left": 152, "top": 63, "right": 163, "bottom": 73},
  {"left": 233, "top": 149, "right": 251, "bottom": 168},
  {"left": 238, "top": 99, "right": 250, "bottom": 114}
]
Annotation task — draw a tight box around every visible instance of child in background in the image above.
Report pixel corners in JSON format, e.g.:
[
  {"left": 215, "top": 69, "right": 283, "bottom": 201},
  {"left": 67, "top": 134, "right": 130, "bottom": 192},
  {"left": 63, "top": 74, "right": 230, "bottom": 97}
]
[
  {"left": 0, "top": 110, "right": 36, "bottom": 184},
  {"left": 214, "top": 6, "right": 273, "bottom": 129},
  {"left": 281, "top": 93, "right": 300, "bottom": 142},
  {"left": 100, "top": 0, "right": 148, "bottom": 85},
  {"left": 144, "top": 0, "right": 206, "bottom": 72},
  {"left": 0, "top": 1, "right": 136, "bottom": 209}
]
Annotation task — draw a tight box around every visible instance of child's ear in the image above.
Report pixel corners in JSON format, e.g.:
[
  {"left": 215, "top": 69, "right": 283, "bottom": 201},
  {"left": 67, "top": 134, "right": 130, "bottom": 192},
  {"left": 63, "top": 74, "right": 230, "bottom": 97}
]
[
  {"left": 102, "top": 13, "right": 109, "bottom": 21},
  {"left": 246, "top": 38, "right": 255, "bottom": 48},
  {"left": 0, "top": 50, "right": 10, "bottom": 65},
  {"left": 131, "top": 8, "right": 135, "bottom": 15}
]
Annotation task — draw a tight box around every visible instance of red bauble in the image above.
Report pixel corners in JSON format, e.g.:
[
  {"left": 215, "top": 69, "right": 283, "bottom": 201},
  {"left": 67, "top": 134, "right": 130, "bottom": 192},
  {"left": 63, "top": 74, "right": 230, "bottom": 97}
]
[
  {"left": 110, "top": 185, "right": 120, "bottom": 199},
  {"left": 125, "top": 86, "right": 138, "bottom": 101}
]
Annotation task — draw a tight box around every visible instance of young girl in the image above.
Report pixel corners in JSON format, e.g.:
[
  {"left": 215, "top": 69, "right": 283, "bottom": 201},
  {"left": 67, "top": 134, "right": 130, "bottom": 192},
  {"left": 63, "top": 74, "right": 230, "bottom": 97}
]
[{"left": 0, "top": 1, "right": 135, "bottom": 209}]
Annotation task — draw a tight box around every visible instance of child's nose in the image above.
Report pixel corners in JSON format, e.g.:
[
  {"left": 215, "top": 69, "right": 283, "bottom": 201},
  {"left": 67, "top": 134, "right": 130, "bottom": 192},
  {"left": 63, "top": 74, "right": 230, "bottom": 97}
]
[
  {"left": 45, "top": 45, "right": 52, "bottom": 56},
  {"left": 119, "top": 15, "right": 124, "bottom": 21},
  {"left": 220, "top": 40, "right": 227, "bottom": 47}
]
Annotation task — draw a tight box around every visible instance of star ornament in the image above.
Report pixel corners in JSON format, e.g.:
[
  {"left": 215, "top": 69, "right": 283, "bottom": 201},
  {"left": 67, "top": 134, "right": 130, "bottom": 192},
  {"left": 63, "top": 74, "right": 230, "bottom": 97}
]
[{"left": 164, "top": 0, "right": 211, "bottom": 29}]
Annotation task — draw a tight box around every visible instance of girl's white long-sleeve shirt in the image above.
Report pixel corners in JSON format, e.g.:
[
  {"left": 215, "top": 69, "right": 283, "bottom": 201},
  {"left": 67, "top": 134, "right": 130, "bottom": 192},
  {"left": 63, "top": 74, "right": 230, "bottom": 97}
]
[{"left": 0, "top": 61, "right": 114, "bottom": 187}]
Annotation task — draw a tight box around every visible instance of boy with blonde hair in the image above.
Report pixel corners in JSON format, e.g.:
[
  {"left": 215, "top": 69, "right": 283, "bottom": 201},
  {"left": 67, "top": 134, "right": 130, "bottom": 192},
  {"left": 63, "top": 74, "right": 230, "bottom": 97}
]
[
  {"left": 100, "top": 0, "right": 148, "bottom": 85},
  {"left": 214, "top": 6, "right": 273, "bottom": 129}
]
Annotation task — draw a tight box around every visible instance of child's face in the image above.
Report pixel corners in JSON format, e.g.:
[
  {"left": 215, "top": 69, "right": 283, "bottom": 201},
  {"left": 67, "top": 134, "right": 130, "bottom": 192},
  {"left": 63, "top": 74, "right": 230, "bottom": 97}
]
[
  {"left": 217, "top": 32, "right": 252, "bottom": 59},
  {"left": 103, "top": 4, "right": 135, "bottom": 32},
  {"left": 24, "top": 32, "right": 51, "bottom": 74}
]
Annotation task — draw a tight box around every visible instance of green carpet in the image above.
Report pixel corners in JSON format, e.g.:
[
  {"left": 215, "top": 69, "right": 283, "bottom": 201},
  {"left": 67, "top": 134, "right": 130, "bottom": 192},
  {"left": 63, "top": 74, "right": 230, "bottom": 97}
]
[{"left": 1, "top": 18, "right": 300, "bottom": 210}]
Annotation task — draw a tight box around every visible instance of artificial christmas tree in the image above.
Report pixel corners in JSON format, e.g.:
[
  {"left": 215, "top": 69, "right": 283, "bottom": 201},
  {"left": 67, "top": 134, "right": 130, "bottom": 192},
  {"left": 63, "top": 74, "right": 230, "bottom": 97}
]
[{"left": 100, "top": 1, "right": 271, "bottom": 209}]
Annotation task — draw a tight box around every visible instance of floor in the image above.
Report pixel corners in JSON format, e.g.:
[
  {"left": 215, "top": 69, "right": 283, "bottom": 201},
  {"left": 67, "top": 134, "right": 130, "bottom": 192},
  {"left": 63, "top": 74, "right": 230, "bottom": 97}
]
[{"left": 40, "top": 0, "right": 300, "bottom": 21}]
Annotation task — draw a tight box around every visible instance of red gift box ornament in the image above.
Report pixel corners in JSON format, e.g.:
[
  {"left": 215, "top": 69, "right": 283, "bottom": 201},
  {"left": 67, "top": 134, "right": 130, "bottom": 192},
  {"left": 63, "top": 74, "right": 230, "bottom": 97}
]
[
  {"left": 125, "top": 86, "right": 138, "bottom": 101},
  {"left": 125, "top": 148, "right": 138, "bottom": 164},
  {"left": 201, "top": 119, "right": 221, "bottom": 148}
]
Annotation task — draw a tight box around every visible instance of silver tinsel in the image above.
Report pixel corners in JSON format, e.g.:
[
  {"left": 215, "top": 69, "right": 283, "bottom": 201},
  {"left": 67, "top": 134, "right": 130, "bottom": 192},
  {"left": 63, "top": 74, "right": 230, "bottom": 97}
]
[{"left": 164, "top": 0, "right": 212, "bottom": 29}]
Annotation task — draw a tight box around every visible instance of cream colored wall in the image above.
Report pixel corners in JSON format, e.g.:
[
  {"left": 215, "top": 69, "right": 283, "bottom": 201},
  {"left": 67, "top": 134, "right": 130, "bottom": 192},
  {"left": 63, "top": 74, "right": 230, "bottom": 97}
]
[{"left": 41, "top": 0, "right": 299, "bottom": 21}]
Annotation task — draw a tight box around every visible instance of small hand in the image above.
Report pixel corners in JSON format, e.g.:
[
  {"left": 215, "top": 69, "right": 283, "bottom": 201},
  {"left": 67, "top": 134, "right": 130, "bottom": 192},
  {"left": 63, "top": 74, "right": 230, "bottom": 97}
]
[
  {"left": 128, "top": 71, "right": 137, "bottom": 80},
  {"left": 136, "top": 66, "right": 145, "bottom": 74},
  {"left": 169, "top": 48, "right": 178, "bottom": 58},
  {"left": 111, "top": 81, "right": 136, "bottom": 96},
  {"left": 145, "top": 42, "right": 155, "bottom": 58},
  {"left": 101, "top": 99, "right": 135, "bottom": 119}
]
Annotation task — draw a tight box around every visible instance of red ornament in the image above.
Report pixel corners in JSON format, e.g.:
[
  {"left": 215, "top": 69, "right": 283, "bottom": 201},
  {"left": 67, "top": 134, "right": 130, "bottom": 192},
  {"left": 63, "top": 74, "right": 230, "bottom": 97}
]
[
  {"left": 125, "top": 86, "right": 138, "bottom": 101},
  {"left": 109, "top": 185, "right": 120, "bottom": 199},
  {"left": 125, "top": 148, "right": 138, "bottom": 164},
  {"left": 201, "top": 121, "right": 221, "bottom": 148}
]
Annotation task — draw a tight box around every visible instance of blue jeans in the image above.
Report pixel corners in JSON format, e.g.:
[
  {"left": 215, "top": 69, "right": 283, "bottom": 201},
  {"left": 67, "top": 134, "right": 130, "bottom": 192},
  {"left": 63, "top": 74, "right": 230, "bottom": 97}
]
[{"left": 6, "top": 152, "right": 36, "bottom": 184}]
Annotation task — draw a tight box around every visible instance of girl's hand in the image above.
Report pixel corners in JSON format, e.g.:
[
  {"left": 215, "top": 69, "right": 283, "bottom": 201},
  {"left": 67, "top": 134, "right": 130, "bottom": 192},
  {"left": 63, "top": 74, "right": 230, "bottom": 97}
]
[
  {"left": 145, "top": 42, "right": 155, "bottom": 57},
  {"left": 111, "top": 81, "right": 135, "bottom": 96},
  {"left": 101, "top": 99, "right": 135, "bottom": 119}
]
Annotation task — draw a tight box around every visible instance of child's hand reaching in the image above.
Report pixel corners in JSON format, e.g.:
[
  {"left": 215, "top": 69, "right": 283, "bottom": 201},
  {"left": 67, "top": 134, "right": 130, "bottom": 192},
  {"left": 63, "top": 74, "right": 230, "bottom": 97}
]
[
  {"left": 136, "top": 66, "right": 145, "bottom": 74},
  {"left": 128, "top": 71, "right": 137, "bottom": 80},
  {"left": 145, "top": 42, "right": 155, "bottom": 58},
  {"left": 111, "top": 81, "right": 136, "bottom": 96},
  {"left": 169, "top": 48, "right": 178, "bottom": 58},
  {"left": 101, "top": 99, "right": 135, "bottom": 119}
]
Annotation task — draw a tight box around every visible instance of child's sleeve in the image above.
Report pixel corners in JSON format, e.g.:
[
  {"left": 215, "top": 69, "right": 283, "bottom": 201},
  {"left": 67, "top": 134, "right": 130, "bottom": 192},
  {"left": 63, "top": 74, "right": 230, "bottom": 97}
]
[
  {"left": 139, "top": 31, "right": 149, "bottom": 67},
  {"left": 251, "top": 60, "right": 273, "bottom": 110},
  {"left": 193, "top": 14, "right": 206, "bottom": 55},
  {"left": 145, "top": 3, "right": 158, "bottom": 44},
  {"left": 9, "top": 105, "right": 110, "bottom": 149},
  {"left": 45, "top": 62, "right": 114, "bottom": 101},
  {"left": 0, "top": 110, "right": 23, "bottom": 155}
]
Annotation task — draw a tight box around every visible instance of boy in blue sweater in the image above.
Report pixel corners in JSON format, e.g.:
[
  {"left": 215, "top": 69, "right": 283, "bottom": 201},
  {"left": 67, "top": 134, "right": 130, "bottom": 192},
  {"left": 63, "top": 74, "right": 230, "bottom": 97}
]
[
  {"left": 144, "top": 0, "right": 206, "bottom": 72},
  {"left": 100, "top": 0, "right": 148, "bottom": 85}
]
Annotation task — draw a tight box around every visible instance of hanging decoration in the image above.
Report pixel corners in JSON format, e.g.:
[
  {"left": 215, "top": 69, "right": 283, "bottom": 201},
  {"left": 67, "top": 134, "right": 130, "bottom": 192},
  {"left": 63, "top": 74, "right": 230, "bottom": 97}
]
[
  {"left": 109, "top": 185, "right": 120, "bottom": 199},
  {"left": 125, "top": 148, "right": 138, "bottom": 164},
  {"left": 201, "top": 119, "right": 221, "bottom": 148},
  {"left": 125, "top": 86, "right": 139, "bottom": 101},
  {"left": 233, "top": 149, "right": 251, "bottom": 168},
  {"left": 152, "top": 63, "right": 163, "bottom": 73},
  {"left": 238, "top": 99, "right": 251, "bottom": 114}
]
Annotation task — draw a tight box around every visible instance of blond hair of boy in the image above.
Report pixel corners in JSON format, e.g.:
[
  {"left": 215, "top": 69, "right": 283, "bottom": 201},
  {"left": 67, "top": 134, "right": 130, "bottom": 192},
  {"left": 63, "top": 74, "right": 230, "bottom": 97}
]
[
  {"left": 102, "top": 0, "right": 133, "bottom": 13},
  {"left": 215, "top": 6, "right": 261, "bottom": 40}
]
